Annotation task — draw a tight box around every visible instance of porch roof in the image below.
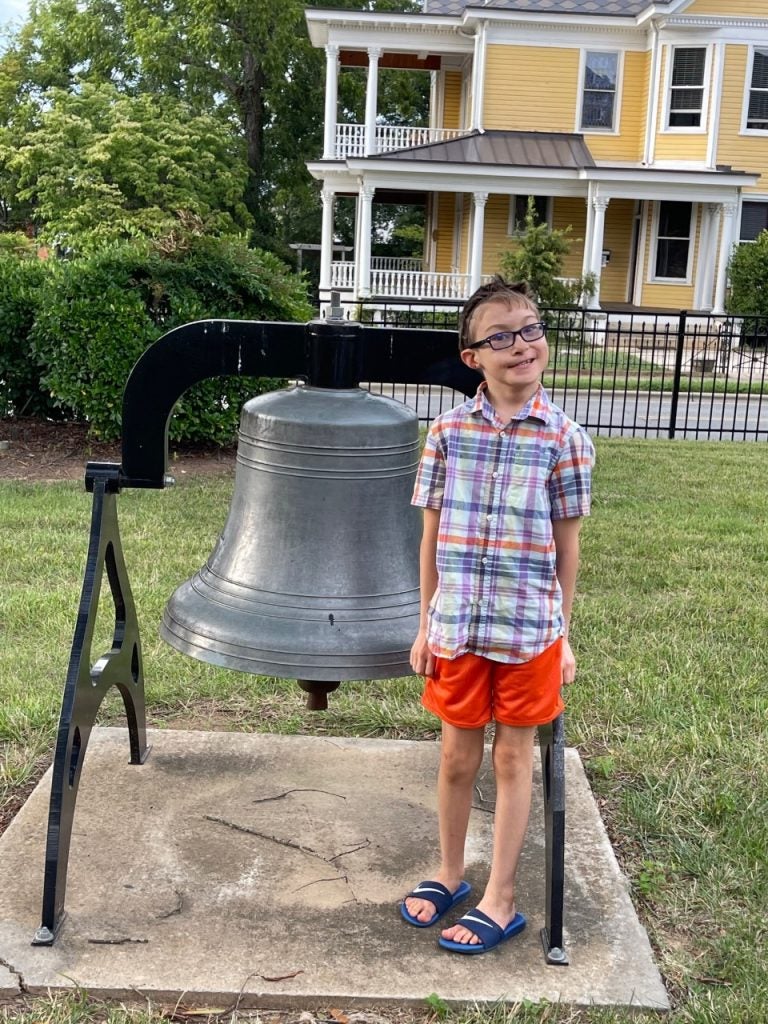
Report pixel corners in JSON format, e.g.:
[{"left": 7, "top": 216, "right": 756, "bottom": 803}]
[{"left": 376, "top": 130, "right": 595, "bottom": 169}]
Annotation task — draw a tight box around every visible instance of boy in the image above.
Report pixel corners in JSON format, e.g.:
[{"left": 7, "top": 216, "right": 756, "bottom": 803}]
[{"left": 401, "top": 277, "right": 594, "bottom": 954}]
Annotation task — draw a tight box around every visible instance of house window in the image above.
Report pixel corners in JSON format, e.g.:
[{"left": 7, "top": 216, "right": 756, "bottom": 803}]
[
  {"left": 740, "top": 201, "right": 768, "bottom": 242},
  {"left": 667, "top": 47, "right": 706, "bottom": 128},
  {"left": 746, "top": 48, "right": 768, "bottom": 131},
  {"left": 581, "top": 51, "right": 619, "bottom": 131},
  {"left": 509, "top": 195, "right": 550, "bottom": 234},
  {"left": 654, "top": 201, "right": 692, "bottom": 279}
]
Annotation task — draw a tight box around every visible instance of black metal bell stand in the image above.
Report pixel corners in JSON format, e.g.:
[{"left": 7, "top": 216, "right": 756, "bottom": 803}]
[{"left": 32, "top": 317, "right": 568, "bottom": 965}]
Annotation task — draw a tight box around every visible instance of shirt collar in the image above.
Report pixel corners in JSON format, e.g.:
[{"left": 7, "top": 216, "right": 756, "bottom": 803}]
[{"left": 470, "top": 381, "right": 552, "bottom": 426}]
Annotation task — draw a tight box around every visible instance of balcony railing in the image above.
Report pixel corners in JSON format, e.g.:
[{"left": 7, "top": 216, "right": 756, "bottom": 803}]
[{"left": 334, "top": 123, "right": 471, "bottom": 159}]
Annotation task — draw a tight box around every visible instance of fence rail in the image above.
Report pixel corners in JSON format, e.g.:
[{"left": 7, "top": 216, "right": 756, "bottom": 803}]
[{"left": 358, "top": 303, "right": 768, "bottom": 441}]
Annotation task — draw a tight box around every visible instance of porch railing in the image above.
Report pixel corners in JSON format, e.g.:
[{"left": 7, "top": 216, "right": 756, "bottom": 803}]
[
  {"left": 330, "top": 262, "right": 355, "bottom": 289},
  {"left": 372, "top": 269, "right": 470, "bottom": 300},
  {"left": 371, "top": 256, "right": 423, "bottom": 272},
  {"left": 334, "top": 123, "right": 471, "bottom": 158},
  {"left": 330, "top": 262, "right": 488, "bottom": 300}
]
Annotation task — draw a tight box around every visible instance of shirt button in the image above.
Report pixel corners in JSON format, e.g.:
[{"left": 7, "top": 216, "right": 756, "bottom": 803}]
[
  {"left": 481, "top": 557, "right": 488, "bottom": 564},
  {"left": 499, "top": 430, "right": 506, "bottom": 437},
  {"left": 492, "top": 471, "right": 499, "bottom": 479},
  {"left": 486, "top": 514, "right": 494, "bottom": 522}
]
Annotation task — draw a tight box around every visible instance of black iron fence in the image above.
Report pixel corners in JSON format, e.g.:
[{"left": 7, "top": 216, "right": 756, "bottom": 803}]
[{"left": 359, "top": 302, "right": 768, "bottom": 441}]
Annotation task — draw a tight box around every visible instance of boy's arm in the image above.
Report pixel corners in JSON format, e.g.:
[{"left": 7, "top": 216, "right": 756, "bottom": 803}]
[
  {"left": 410, "top": 507, "right": 440, "bottom": 677},
  {"left": 552, "top": 516, "right": 583, "bottom": 685}
]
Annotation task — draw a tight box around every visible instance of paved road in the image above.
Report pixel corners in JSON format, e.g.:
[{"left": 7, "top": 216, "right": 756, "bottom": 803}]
[{"left": 365, "top": 384, "right": 768, "bottom": 441}]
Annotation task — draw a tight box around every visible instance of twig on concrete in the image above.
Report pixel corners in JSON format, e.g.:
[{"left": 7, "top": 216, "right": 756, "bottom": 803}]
[
  {"left": 87, "top": 937, "right": 149, "bottom": 945},
  {"left": 252, "top": 788, "right": 346, "bottom": 804},
  {"left": 204, "top": 814, "right": 324, "bottom": 859},
  {"left": 292, "top": 875, "right": 348, "bottom": 893},
  {"left": 328, "top": 839, "right": 370, "bottom": 862}
]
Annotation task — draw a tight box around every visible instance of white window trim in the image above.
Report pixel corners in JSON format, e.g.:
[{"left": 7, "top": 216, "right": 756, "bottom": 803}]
[
  {"left": 649, "top": 200, "right": 695, "bottom": 285},
  {"left": 741, "top": 46, "right": 768, "bottom": 137},
  {"left": 738, "top": 194, "right": 768, "bottom": 243},
  {"left": 661, "top": 44, "right": 712, "bottom": 135},
  {"left": 507, "top": 195, "right": 553, "bottom": 236},
  {"left": 576, "top": 48, "right": 623, "bottom": 136}
]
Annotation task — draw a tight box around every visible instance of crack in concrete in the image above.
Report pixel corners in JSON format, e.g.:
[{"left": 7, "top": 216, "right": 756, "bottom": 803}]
[{"left": 0, "top": 956, "right": 29, "bottom": 995}]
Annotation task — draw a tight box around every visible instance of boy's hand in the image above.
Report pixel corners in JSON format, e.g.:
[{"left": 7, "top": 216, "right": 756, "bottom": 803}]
[
  {"left": 410, "top": 630, "right": 435, "bottom": 677},
  {"left": 561, "top": 637, "right": 576, "bottom": 686}
]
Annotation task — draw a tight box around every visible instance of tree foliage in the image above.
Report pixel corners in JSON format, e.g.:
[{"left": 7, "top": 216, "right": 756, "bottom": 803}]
[
  {"left": 499, "top": 198, "right": 594, "bottom": 308},
  {"left": 0, "top": 0, "right": 426, "bottom": 256},
  {"left": 727, "top": 233, "right": 768, "bottom": 317},
  {"left": 7, "top": 82, "right": 251, "bottom": 248},
  {"left": 10, "top": 233, "right": 314, "bottom": 440}
]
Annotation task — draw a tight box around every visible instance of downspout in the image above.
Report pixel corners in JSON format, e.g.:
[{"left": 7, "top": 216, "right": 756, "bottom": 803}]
[
  {"left": 643, "top": 20, "right": 661, "bottom": 166},
  {"left": 707, "top": 43, "right": 724, "bottom": 170},
  {"left": 470, "top": 21, "right": 487, "bottom": 132}
]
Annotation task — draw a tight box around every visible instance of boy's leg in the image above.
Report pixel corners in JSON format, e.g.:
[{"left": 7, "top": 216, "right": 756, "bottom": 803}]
[
  {"left": 441, "top": 723, "right": 535, "bottom": 944},
  {"left": 404, "top": 722, "right": 485, "bottom": 923}
]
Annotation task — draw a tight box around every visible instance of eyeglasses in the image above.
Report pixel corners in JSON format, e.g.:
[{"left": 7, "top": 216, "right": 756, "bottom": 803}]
[{"left": 468, "top": 322, "right": 547, "bottom": 350}]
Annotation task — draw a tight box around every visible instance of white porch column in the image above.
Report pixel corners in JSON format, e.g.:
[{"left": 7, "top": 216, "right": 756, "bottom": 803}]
[
  {"left": 357, "top": 184, "right": 375, "bottom": 298},
  {"left": 588, "top": 196, "right": 610, "bottom": 309},
  {"left": 319, "top": 188, "right": 335, "bottom": 292},
  {"left": 712, "top": 201, "right": 738, "bottom": 315},
  {"left": 323, "top": 45, "right": 340, "bottom": 159},
  {"left": 364, "top": 47, "right": 381, "bottom": 157},
  {"left": 469, "top": 191, "right": 488, "bottom": 293},
  {"left": 694, "top": 204, "right": 720, "bottom": 311},
  {"left": 581, "top": 189, "right": 595, "bottom": 279}
]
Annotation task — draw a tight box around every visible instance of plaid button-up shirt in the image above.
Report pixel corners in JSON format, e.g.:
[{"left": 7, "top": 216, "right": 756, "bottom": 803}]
[{"left": 412, "top": 384, "right": 594, "bottom": 664}]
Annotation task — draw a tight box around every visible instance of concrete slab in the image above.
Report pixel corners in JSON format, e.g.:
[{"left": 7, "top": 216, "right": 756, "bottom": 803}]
[{"left": 0, "top": 728, "right": 668, "bottom": 1011}]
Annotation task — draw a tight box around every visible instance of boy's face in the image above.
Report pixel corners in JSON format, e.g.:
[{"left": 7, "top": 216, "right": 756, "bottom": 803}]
[{"left": 460, "top": 298, "right": 549, "bottom": 392}]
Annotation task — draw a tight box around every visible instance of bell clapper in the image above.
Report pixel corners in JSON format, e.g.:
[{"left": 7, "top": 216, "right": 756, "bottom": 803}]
[{"left": 297, "top": 680, "right": 341, "bottom": 711}]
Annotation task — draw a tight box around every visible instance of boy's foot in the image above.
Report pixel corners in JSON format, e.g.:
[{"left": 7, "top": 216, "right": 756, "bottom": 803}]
[
  {"left": 438, "top": 906, "right": 526, "bottom": 954},
  {"left": 401, "top": 879, "right": 471, "bottom": 927}
]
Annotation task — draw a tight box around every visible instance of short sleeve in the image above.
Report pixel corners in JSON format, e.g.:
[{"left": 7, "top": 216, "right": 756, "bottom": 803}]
[
  {"left": 412, "top": 423, "right": 447, "bottom": 509},
  {"left": 549, "top": 425, "right": 594, "bottom": 520}
]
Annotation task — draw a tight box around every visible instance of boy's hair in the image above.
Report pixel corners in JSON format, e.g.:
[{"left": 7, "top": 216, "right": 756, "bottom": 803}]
[{"left": 458, "top": 276, "right": 540, "bottom": 351}]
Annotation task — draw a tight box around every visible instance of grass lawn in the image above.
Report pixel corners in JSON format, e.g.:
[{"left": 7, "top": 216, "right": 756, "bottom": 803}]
[{"left": 0, "top": 438, "right": 766, "bottom": 1023}]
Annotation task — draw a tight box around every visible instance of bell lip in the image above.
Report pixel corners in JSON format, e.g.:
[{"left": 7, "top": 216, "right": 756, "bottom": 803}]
[{"left": 159, "top": 619, "right": 416, "bottom": 682}]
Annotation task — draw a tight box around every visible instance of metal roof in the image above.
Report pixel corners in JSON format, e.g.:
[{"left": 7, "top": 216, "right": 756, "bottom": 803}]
[
  {"left": 375, "top": 130, "right": 596, "bottom": 169},
  {"left": 423, "top": 0, "right": 675, "bottom": 15}
]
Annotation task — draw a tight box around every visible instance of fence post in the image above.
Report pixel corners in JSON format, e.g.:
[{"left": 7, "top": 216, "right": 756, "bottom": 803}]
[{"left": 668, "top": 310, "right": 687, "bottom": 440}]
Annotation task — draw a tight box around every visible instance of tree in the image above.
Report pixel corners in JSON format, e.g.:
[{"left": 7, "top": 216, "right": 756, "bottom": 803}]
[
  {"left": 7, "top": 82, "right": 251, "bottom": 247},
  {"left": 499, "top": 198, "right": 594, "bottom": 308},
  {"left": 0, "top": 0, "right": 425, "bottom": 255}
]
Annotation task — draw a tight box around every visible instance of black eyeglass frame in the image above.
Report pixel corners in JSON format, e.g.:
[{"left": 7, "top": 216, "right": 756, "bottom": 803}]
[{"left": 468, "top": 322, "right": 547, "bottom": 351}]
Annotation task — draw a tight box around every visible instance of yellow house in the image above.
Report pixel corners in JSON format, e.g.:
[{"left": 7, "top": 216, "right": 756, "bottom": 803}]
[{"left": 305, "top": 0, "right": 768, "bottom": 314}]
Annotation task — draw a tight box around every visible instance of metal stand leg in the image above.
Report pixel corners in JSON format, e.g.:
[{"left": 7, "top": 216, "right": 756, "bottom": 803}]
[
  {"left": 32, "top": 470, "right": 150, "bottom": 946},
  {"left": 539, "top": 713, "right": 568, "bottom": 965}
]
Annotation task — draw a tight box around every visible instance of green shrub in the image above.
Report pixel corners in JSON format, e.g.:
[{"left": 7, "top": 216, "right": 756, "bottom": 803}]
[
  {"left": 29, "top": 236, "right": 313, "bottom": 442},
  {"left": 0, "top": 254, "right": 60, "bottom": 418},
  {"left": 727, "top": 233, "right": 768, "bottom": 348},
  {"left": 728, "top": 232, "right": 768, "bottom": 317},
  {"left": 499, "top": 197, "right": 595, "bottom": 310}
]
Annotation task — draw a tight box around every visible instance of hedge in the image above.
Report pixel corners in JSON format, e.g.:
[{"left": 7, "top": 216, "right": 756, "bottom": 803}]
[{"left": 1, "top": 235, "right": 314, "bottom": 443}]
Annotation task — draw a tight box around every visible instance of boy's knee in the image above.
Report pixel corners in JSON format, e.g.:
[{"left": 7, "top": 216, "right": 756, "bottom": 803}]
[
  {"left": 491, "top": 734, "right": 534, "bottom": 781},
  {"left": 440, "top": 741, "right": 483, "bottom": 782}
]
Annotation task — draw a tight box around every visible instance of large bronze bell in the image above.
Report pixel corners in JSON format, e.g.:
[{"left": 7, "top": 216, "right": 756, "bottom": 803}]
[{"left": 161, "top": 383, "right": 422, "bottom": 707}]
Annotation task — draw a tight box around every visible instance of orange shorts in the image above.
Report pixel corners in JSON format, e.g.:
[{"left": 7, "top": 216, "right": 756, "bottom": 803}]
[{"left": 422, "top": 638, "right": 564, "bottom": 729}]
